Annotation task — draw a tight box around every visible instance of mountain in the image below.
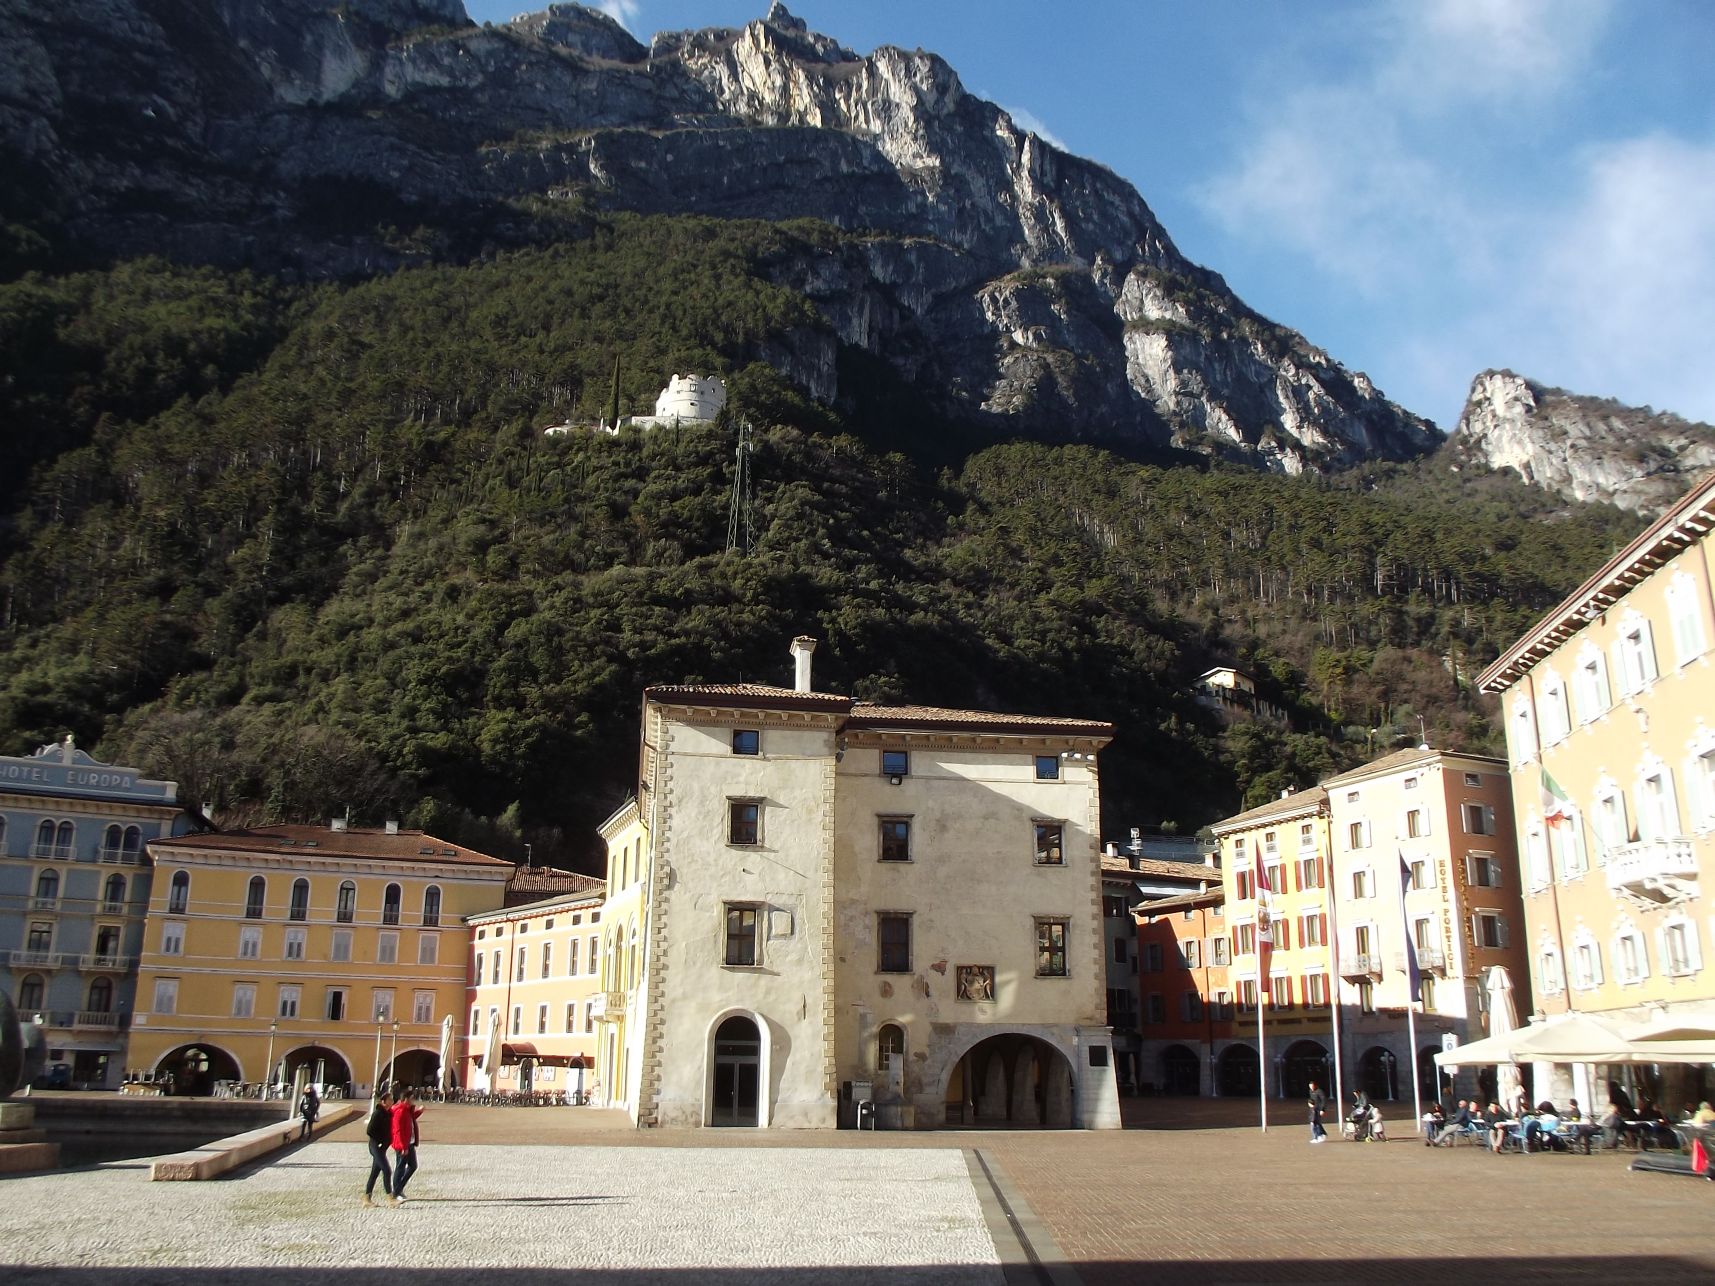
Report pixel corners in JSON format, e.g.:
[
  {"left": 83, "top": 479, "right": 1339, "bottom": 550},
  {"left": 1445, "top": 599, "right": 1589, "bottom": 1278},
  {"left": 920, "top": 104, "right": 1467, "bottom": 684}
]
[
  {"left": 2, "top": 0, "right": 1438, "bottom": 472},
  {"left": 1445, "top": 370, "right": 1715, "bottom": 517}
]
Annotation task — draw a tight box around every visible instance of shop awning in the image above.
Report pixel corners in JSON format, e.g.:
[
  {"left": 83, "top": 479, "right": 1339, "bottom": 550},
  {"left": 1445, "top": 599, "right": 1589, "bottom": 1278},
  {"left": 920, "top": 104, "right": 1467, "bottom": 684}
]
[{"left": 502, "top": 1043, "right": 590, "bottom": 1068}]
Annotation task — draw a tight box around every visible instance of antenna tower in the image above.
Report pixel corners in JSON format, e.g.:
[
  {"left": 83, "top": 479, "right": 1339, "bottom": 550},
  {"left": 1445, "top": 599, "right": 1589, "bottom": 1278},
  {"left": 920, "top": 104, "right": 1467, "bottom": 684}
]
[{"left": 726, "top": 420, "right": 755, "bottom": 554}]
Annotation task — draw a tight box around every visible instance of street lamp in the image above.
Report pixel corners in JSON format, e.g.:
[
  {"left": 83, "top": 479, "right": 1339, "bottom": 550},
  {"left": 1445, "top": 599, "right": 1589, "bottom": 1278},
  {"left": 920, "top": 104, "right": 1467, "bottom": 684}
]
[
  {"left": 390, "top": 1019, "right": 400, "bottom": 1088},
  {"left": 264, "top": 1019, "right": 278, "bottom": 1098},
  {"left": 372, "top": 1022, "right": 383, "bottom": 1093}
]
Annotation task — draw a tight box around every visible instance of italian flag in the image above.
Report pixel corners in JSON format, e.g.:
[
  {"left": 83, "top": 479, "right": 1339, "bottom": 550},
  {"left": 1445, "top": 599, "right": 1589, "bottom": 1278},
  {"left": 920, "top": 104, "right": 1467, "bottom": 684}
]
[{"left": 1541, "top": 768, "right": 1574, "bottom": 829}]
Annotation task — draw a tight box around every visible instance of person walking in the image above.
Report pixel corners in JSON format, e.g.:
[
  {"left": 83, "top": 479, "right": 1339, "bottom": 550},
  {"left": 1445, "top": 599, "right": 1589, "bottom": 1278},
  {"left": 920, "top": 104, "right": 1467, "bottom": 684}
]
[
  {"left": 1307, "top": 1081, "right": 1328, "bottom": 1143},
  {"left": 362, "top": 1089, "right": 394, "bottom": 1207},
  {"left": 389, "top": 1087, "right": 424, "bottom": 1204},
  {"left": 297, "top": 1085, "right": 320, "bottom": 1140}
]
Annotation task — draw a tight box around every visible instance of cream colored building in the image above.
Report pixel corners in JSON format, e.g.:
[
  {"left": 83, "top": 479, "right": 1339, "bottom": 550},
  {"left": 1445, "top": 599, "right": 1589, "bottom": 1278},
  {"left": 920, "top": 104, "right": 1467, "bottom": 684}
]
[
  {"left": 606, "top": 637, "right": 1120, "bottom": 1129},
  {"left": 1322, "top": 748, "right": 1527, "bottom": 1105},
  {"left": 465, "top": 875, "right": 605, "bottom": 1098},
  {"left": 1479, "top": 471, "right": 1715, "bottom": 1107},
  {"left": 594, "top": 797, "right": 649, "bottom": 1113},
  {"left": 132, "top": 823, "right": 511, "bottom": 1095}
]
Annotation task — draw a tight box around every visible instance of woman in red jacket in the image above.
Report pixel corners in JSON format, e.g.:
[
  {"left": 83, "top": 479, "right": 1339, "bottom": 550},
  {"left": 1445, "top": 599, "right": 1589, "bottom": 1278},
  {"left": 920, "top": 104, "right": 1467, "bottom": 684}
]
[{"left": 389, "top": 1088, "right": 424, "bottom": 1203}]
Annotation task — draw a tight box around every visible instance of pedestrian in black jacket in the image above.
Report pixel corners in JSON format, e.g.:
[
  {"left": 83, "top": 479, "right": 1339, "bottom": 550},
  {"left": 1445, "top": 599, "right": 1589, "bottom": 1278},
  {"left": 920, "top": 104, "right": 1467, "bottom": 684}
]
[{"left": 362, "top": 1090, "right": 395, "bottom": 1207}]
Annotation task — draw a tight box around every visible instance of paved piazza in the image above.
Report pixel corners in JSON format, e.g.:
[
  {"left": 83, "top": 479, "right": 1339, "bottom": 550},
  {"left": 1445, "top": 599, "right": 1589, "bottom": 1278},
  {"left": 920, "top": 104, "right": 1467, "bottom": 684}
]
[{"left": 4, "top": 1100, "right": 1715, "bottom": 1284}]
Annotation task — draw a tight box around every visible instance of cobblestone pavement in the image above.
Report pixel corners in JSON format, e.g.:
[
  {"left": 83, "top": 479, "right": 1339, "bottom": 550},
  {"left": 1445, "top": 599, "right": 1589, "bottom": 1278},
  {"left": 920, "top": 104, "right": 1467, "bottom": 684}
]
[
  {"left": 1, "top": 1144, "right": 1001, "bottom": 1285},
  {"left": 7, "top": 1098, "right": 1715, "bottom": 1285}
]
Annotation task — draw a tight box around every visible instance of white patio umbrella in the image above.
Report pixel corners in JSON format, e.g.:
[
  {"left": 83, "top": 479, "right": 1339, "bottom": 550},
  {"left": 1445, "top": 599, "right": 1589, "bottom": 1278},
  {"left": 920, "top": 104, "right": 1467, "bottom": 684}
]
[
  {"left": 1512, "top": 1012, "right": 1638, "bottom": 1063},
  {"left": 483, "top": 1012, "right": 503, "bottom": 1092},
  {"left": 438, "top": 1015, "right": 455, "bottom": 1092},
  {"left": 1487, "top": 966, "right": 1523, "bottom": 1104}
]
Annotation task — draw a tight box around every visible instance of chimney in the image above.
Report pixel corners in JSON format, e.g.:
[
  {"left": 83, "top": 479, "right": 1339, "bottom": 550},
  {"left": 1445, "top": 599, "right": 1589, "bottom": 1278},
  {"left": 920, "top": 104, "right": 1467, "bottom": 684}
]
[
  {"left": 385, "top": 820, "right": 399, "bottom": 836},
  {"left": 790, "top": 635, "right": 817, "bottom": 693},
  {"left": 330, "top": 818, "right": 347, "bottom": 832}
]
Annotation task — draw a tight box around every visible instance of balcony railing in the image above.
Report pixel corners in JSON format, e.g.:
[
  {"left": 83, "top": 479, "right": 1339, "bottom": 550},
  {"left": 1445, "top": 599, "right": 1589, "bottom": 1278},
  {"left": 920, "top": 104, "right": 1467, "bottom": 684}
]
[
  {"left": 79, "top": 953, "right": 136, "bottom": 972},
  {"left": 1606, "top": 837, "right": 1698, "bottom": 905},
  {"left": 98, "top": 846, "right": 142, "bottom": 865},
  {"left": 29, "top": 896, "right": 59, "bottom": 911},
  {"left": 31, "top": 843, "right": 73, "bottom": 860},
  {"left": 101, "top": 900, "right": 127, "bottom": 915},
  {"left": 1341, "top": 952, "right": 1382, "bottom": 978},
  {"left": 1396, "top": 947, "right": 1447, "bottom": 973},
  {"left": 1, "top": 949, "right": 69, "bottom": 969},
  {"left": 590, "top": 990, "right": 626, "bottom": 1020},
  {"left": 38, "top": 1009, "right": 130, "bottom": 1031}
]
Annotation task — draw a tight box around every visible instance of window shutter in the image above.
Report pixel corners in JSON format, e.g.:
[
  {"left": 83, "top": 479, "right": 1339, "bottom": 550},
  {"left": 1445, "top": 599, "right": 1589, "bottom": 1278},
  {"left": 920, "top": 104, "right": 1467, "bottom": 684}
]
[
  {"left": 1688, "top": 920, "right": 1704, "bottom": 973},
  {"left": 1497, "top": 916, "right": 1510, "bottom": 948},
  {"left": 1611, "top": 640, "right": 1631, "bottom": 696},
  {"left": 1638, "top": 621, "right": 1659, "bottom": 683},
  {"left": 1591, "top": 944, "right": 1605, "bottom": 986}
]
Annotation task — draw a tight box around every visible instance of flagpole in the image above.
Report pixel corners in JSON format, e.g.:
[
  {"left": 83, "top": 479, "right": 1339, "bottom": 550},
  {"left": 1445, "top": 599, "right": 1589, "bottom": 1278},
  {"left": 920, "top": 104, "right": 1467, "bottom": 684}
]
[
  {"left": 1406, "top": 997, "right": 1421, "bottom": 1131},
  {"left": 1325, "top": 837, "right": 1345, "bottom": 1117},
  {"left": 1257, "top": 987, "right": 1267, "bottom": 1131}
]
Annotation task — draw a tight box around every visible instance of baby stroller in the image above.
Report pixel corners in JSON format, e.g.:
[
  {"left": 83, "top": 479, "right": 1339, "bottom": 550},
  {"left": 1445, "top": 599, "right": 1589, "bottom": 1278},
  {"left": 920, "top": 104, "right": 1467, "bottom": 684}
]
[{"left": 1347, "top": 1103, "right": 1372, "bottom": 1142}]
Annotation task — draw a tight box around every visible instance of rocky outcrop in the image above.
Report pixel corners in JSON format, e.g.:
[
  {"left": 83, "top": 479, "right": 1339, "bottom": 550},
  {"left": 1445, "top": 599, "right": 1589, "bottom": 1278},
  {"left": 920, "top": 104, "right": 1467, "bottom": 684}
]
[
  {"left": 1445, "top": 370, "right": 1715, "bottom": 516},
  {"left": 0, "top": 0, "right": 1438, "bottom": 469}
]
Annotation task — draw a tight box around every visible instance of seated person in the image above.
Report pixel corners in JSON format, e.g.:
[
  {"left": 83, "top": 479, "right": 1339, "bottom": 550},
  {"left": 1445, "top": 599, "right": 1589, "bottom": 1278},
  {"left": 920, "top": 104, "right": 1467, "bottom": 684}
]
[
  {"left": 1435, "top": 1099, "right": 1473, "bottom": 1145},
  {"left": 1563, "top": 1098, "right": 1582, "bottom": 1122},
  {"left": 1422, "top": 1101, "right": 1446, "bottom": 1146},
  {"left": 1522, "top": 1106, "right": 1561, "bottom": 1153},
  {"left": 1693, "top": 1101, "right": 1715, "bottom": 1126}
]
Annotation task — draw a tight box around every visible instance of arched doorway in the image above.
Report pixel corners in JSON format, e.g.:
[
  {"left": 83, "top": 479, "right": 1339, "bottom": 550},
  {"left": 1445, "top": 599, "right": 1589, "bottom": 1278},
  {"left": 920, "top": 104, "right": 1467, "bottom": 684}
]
[
  {"left": 155, "top": 1044, "right": 240, "bottom": 1096},
  {"left": 945, "top": 1033, "right": 1073, "bottom": 1127},
  {"left": 1217, "top": 1044, "right": 1259, "bottom": 1098},
  {"left": 1281, "top": 1040, "right": 1330, "bottom": 1099},
  {"left": 385, "top": 1048, "right": 441, "bottom": 1092},
  {"left": 1161, "top": 1044, "right": 1201, "bottom": 1096},
  {"left": 710, "top": 1016, "right": 761, "bottom": 1126},
  {"left": 1357, "top": 1046, "right": 1396, "bottom": 1101},
  {"left": 281, "top": 1045, "right": 353, "bottom": 1096}
]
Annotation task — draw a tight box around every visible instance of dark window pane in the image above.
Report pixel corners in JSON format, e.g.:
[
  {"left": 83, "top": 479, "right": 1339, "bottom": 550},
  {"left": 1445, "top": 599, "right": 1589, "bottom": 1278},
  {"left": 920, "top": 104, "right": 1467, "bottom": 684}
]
[{"left": 732, "top": 729, "right": 760, "bottom": 756}]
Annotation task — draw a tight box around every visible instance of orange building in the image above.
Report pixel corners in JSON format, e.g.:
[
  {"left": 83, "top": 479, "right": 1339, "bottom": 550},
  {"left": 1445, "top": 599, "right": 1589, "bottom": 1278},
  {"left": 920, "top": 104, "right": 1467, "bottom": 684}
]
[{"left": 1134, "top": 888, "right": 1231, "bottom": 1095}]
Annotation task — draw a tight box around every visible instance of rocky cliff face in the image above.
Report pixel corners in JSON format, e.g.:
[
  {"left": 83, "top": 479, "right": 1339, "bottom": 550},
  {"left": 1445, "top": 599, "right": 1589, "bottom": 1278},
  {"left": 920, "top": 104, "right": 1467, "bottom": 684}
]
[
  {"left": 1, "top": 0, "right": 1439, "bottom": 470},
  {"left": 1445, "top": 370, "right": 1715, "bottom": 516}
]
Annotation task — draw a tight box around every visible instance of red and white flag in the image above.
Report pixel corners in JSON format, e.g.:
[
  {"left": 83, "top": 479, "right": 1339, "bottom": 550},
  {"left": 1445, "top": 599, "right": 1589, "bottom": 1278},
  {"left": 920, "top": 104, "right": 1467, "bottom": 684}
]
[{"left": 1255, "top": 842, "right": 1274, "bottom": 1000}]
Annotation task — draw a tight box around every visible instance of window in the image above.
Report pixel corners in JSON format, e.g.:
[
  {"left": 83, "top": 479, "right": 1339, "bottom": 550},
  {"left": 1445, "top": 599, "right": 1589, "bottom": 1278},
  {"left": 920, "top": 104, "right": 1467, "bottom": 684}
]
[
  {"left": 331, "top": 930, "right": 352, "bottom": 962},
  {"left": 1211, "top": 937, "right": 1231, "bottom": 966},
  {"left": 491, "top": 950, "right": 501, "bottom": 986},
  {"left": 1235, "top": 869, "right": 1254, "bottom": 900},
  {"left": 1146, "top": 992, "right": 1166, "bottom": 1023},
  {"left": 102, "top": 873, "right": 126, "bottom": 912},
  {"left": 168, "top": 870, "right": 190, "bottom": 915},
  {"left": 26, "top": 921, "right": 52, "bottom": 953},
  {"left": 1304, "top": 973, "right": 1329, "bottom": 1007},
  {"left": 1181, "top": 939, "right": 1201, "bottom": 969},
  {"left": 1142, "top": 941, "right": 1162, "bottom": 972},
  {"left": 879, "top": 1022, "right": 906, "bottom": 1070},
  {"left": 161, "top": 921, "right": 185, "bottom": 955},
  {"left": 1638, "top": 763, "right": 1681, "bottom": 840},
  {"left": 588, "top": 936, "right": 598, "bottom": 974},
  {"left": 33, "top": 869, "right": 58, "bottom": 905},
  {"left": 728, "top": 799, "right": 760, "bottom": 846},
  {"left": 17, "top": 974, "right": 44, "bottom": 1012},
  {"left": 1183, "top": 992, "right": 1204, "bottom": 1021},
  {"left": 377, "top": 932, "right": 398, "bottom": 965},
  {"left": 336, "top": 881, "right": 356, "bottom": 924},
  {"left": 511, "top": 1006, "right": 523, "bottom": 1036},
  {"left": 732, "top": 728, "right": 760, "bottom": 756},
  {"left": 1572, "top": 938, "right": 1604, "bottom": 990},
  {"left": 278, "top": 985, "right": 300, "bottom": 1019},
  {"left": 1104, "top": 894, "right": 1129, "bottom": 919},
  {"left": 1667, "top": 571, "right": 1707, "bottom": 665},
  {"left": 879, "top": 817, "right": 911, "bottom": 862},
  {"left": 1420, "top": 975, "right": 1437, "bottom": 1009},
  {"left": 1035, "top": 918, "right": 1069, "bottom": 977},
  {"left": 541, "top": 942, "right": 553, "bottom": 978},
  {"left": 1463, "top": 772, "right": 1483, "bottom": 788},
  {"left": 1661, "top": 919, "right": 1700, "bottom": 976},
  {"left": 724, "top": 904, "right": 760, "bottom": 967},
  {"left": 153, "top": 978, "right": 179, "bottom": 1014},
  {"left": 1034, "top": 822, "right": 1064, "bottom": 865},
  {"left": 1615, "top": 928, "right": 1649, "bottom": 984},
  {"left": 516, "top": 946, "right": 527, "bottom": 982},
  {"left": 1615, "top": 615, "right": 1659, "bottom": 694},
  {"left": 239, "top": 925, "right": 262, "bottom": 959},
  {"left": 413, "top": 991, "right": 433, "bottom": 1023},
  {"left": 1297, "top": 855, "right": 1322, "bottom": 889},
  {"left": 565, "top": 1003, "right": 577, "bottom": 1034},
  {"left": 882, "top": 750, "right": 909, "bottom": 777},
  {"left": 1351, "top": 867, "right": 1374, "bottom": 899},
  {"left": 382, "top": 883, "right": 402, "bottom": 926},
  {"left": 1694, "top": 748, "right": 1715, "bottom": 830},
  {"left": 1464, "top": 854, "right": 1501, "bottom": 888},
  {"left": 245, "top": 875, "right": 266, "bottom": 919},
  {"left": 289, "top": 879, "right": 310, "bottom": 921},
  {"left": 1510, "top": 696, "right": 1538, "bottom": 766},
  {"left": 584, "top": 1001, "right": 595, "bottom": 1034},
  {"left": 1213, "top": 991, "right": 1234, "bottom": 1021},
  {"left": 418, "top": 933, "right": 438, "bottom": 965},
  {"left": 568, "top": 937, "right": 579, "bottom": 975},
  {"left": 537, "top": 1003, "right": 549, "bottom": 1035},
  {"left": 1408, "top": 859, "right": 1434, "bottom": 890},
  {"left": 1405, "top": 809, "right": 1429, "bottom": 839},
  {"left": 422, "top": 885, "right": 442, "bottom": 927},
  {"left": 1573, "top": 647, "right": 1612, "bottom": 724},
  {"left": 1538, "top": 671, "right": 1570, "bottom": 745},
  {"left": 1298, "top": 822, "right": 1316, "bottom": 852},
  {"left": 1299, "top": 912, "right": 1327, "bottom": 946},
  {"left": 87, "top": 976, "right": 113, "bottom": 1013},
  {"left": 1347, "top": 821, "right": 1371, "bottom": 850},
  {"left": 1462, "top": 804, "right": 1495, "bottom": 835},
  {"left": 1539, "top": 945, "right": 1565, "bottom": 995},
  {"left": 1525, "top": 826, "right": 1551, "bottom": 891},
  {"left": 1472, "top": 911, "right": 1507, "bottom": 949},
  {"left": 1113, "top": 937, "right": 1129, "bottom": 964},
  {"left": 231, "top": 983, "right": 256, "bottom": 1018},
  {"left": 1270, "top": 975, "right": 1292, "bottom": 1008},
  {"left": 1236, "top": 978, "right": 1258, "bottom": 1014},
  {"left": 1234, "top": 922, "right": 1257, "bottom": 955},
  {"left": 1035, "top": 754, "right": 1060, "bottom": 781},
  {"left": 877, "top": 913, "right": 912, "bottom": 973},
  {"left": 1357, "top": 979, "right": 1375, "bottom": 1013},
  {"left": 1265, "top": 861, "right": 1286, "bottom": 896}
]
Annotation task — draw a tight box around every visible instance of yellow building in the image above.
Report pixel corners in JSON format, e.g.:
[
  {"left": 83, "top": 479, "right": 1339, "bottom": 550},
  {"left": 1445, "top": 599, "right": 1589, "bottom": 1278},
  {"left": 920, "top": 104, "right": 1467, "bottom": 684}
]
[
  {"left": 1322, "top": 747, "right": 1526, "bottom": 1106},
  {"left": 1478, "top": 471, "right": 1715, "bottom": 1107},
  {"left": 464, "top": 875, "right": 605, "bottom": 1099},
  {"left": 1210, "top": 788, "right": 1336, "bottom": 1100},
  {"left": 132, "top": 822, "right": 510, "bottom": 1096},
  {"left": 593, "top": 797, "right": 649, "bottom": 1114}
]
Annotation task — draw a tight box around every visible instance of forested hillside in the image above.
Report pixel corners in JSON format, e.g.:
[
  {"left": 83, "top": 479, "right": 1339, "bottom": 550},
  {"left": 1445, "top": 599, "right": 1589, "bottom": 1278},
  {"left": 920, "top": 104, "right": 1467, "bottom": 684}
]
[{"left": 0, "top": 215, "right": 1640, "bottom": 868}]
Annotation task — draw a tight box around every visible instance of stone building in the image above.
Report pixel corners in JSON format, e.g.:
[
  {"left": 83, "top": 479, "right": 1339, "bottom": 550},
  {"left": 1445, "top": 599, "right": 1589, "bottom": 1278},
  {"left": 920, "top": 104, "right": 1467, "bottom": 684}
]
[
  {"left": 0, "top": 738, "right": 195, "bottom": 1089},
  {"left": 598, "top": 637, "right": 1121, "bottom": 1128}
]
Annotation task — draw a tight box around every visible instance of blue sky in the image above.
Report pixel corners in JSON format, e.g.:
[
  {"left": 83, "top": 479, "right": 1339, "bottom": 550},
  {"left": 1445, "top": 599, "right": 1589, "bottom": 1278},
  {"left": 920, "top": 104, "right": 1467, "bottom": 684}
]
[{"left": 466, "top": 1, "right": 1715, "bottom": 432}]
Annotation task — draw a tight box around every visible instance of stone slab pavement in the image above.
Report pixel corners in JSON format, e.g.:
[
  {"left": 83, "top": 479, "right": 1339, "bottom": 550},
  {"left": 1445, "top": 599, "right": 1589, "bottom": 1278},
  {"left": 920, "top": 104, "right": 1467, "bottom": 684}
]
[{"left": 4, "top": 1097, "right": 1714, "bottom": 1284}]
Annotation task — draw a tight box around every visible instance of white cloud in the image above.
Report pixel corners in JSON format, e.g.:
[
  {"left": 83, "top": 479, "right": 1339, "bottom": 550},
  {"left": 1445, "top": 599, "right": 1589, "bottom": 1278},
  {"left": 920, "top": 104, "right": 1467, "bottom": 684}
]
[
  {"left": 593, "top": 0, "right": 641, "bottom": 30},
  {"left": 1002, "top": 105, "right": 1068, "bottom": 153}
]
